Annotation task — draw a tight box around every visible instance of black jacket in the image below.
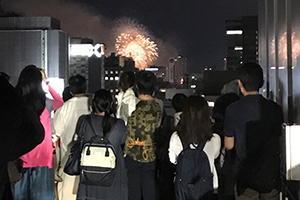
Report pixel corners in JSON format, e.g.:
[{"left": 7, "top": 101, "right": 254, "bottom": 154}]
[{"left": 0, "top": 76, "right": 44, "bottom": 199}]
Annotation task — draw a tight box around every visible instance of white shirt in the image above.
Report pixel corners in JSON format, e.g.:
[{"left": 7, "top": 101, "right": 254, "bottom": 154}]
[
  {"left": 116, "top": 87, "right": 137, "bottom": 125},
  {"left": 53, "top": 96, "right": 90, "bottom": 167},
  {"left": 168, "top": 132, "right": 221, "bottom": 189}
]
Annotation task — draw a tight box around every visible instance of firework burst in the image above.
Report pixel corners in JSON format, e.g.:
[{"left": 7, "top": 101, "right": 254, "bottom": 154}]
[
  {"left": 271, "top": 32, "right": 300, "bottom": 65},
  {"left": 114, "top": 18, "right": 158, "bottom": 70}
]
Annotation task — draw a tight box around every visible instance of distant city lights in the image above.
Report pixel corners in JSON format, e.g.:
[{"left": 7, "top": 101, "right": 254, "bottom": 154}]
[{"left": 180, "top": 78, "right": 184, "bottom": 85}]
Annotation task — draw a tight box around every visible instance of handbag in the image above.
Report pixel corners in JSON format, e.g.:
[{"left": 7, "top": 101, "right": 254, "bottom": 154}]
[
  {"left": 7, "top": 158, "right": 23, "bottom": 185},
  {"left": 64, "top": 139, "right": 83, "bottom": 175}
]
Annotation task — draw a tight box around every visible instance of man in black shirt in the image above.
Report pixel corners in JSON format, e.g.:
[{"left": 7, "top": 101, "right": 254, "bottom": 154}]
[{"left": 224, "top": 63, "right": 283, "bottom": 200}]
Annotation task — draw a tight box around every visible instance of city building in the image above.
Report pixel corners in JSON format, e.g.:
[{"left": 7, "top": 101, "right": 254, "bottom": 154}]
[
  {"left": 145, "top": 66, "right": 167, "bottom": 81},
  {"left": 225, "top": 16, "right": 258, "bottom": 70},
  {"left": 0, "top": 16, "right": 68, "bottom": 86},
  {"left": 104, "top": 53, "right": 138, "bottom": 96},
  {"left": 168, "top": 56, "right": 188, "bottom": 84},
  {"left": 69, "top": 37, "right": 105, "bottom": 93},
  {"left": 69, "top": 37, "right": 93, "bottom": 83}
]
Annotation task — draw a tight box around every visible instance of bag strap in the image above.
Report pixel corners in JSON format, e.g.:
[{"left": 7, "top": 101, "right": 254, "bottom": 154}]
[
  {"left": 196, "top": 142, "right": 206, "bottom": 151},
  {"left": 85, "top": 115, "right": 112, "bottom": 156},
  {"left": 178, "top": 134, "right": 206, "bottom": 151},
  {"left": 85, "top": 115, "right": 103, "bottom": 138}
]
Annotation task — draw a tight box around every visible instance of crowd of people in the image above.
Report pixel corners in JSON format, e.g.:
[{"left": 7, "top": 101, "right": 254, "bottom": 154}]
[{"left": 0, "top": 62, "right": 283, "bottom": 200}]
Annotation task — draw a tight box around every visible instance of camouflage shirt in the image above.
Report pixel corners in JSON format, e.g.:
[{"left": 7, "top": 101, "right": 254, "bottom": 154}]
[{"left": 124, "top": 100, "right": 162, "bottom": 163}]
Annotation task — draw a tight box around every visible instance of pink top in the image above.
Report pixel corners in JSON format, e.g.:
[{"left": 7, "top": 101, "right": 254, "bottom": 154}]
[
  {"left": 48, "top": 85, "right": 64, "bottom": 111},
  {"left": 21, "top": 108, "right": 55, "bottom": 168}
]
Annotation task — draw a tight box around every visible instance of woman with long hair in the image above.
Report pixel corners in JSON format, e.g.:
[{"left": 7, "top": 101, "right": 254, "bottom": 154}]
[
  {"left": 13, "top": 65, "right": 55, "bottom": 200},
  {"left": 76, "top": 89, "right": 128, "bottom": 200},
  {"left": 168, "top": 96, "right": 221, "bottom": 196},
  {"left": 116, "top": 71, "right": 137, "bottom": 125}
]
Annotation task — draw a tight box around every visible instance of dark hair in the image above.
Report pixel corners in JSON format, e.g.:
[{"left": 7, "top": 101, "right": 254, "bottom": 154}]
[
  {"left": 177, "top": 96, "right": 212, "bottom": 144},
  {"left": 118, "top": 71, "right": 135, "bottom": 93},
  {"left": 135, "top": 70, "right": 157, "bottom": 95},
  {"left": 239, "top": 63, "right": 264, "bottom": 91},
  {"left": 62, "top": 86, "right": 73, "bottom": 102},
  {"left": 15, "top": 65, "right": 46, "bottom": 116},
  {"left": 92, "top": 89, "right": 116, "bottom": 135},
  {"left": 0, "top": 72, "right": 10, "bottom": 81},
  {"left": 172, "top": 93, "right": 187, "bottom": 112},
  {"left": 68, "top": 74, "right": 86, "bottom": 95},
  {"left": 212, "top": 93, "right": 240, "bottom": 133}
]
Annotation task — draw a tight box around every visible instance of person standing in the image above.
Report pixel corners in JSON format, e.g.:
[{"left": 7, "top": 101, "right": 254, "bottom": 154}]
[
  {"left": 116, "top": 71, "right": 137, "bottom": 125},
  {"left": 224, "top": 63, "right": 283, "bottom": 200},
  {"left": 76, "top": 89, "right": 128, "bottom": 200},
  {"left": 169, "top": 96, "right": 221, "bottom": 198},
  {"left": 13, "top": 65, "right": 55, "bottom": 200},
  {"left": 0, "top": 74, "right": 44, "bottom": 200},
  {"left": 124, "top": 71, "right": 162, "bottom": 200},
  {"left": 53, "top": 74, "right": 90, "bottom": 200}
]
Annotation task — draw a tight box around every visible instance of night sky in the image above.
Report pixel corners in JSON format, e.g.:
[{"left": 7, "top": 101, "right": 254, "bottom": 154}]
[{"left": 1, "top": 0, "right": 258, "bottom": 72}]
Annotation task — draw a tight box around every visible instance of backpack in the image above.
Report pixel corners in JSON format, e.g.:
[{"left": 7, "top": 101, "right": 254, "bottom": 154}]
[
  {"left": 80, "top": 116, "right": 117, "bottom": 187},
  {"left": 175, "top": 141, "right": 214, "bottom": 200}
]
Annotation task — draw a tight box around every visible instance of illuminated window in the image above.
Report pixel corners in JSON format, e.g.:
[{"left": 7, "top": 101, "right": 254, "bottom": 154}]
[
  {"left": 115, "top": 77, "right": 119, "bottom": 81},
  {"left": 110, "top": 71, "right": 113, "bottom": 74},
  {"left": 226, "top": 30, "right": 243, "bottom": 35},
  {"left": 234, "top": 46, "right": 243, "bottom": 51},
  {"left": 110, "top": 77, "right": 114, "bottom": 80},
  {"left": 105, "top": 71, "right": 108, "bottom": 74},
  {"left": 105, "top": 77, "right": 108, "bottom": 80}
]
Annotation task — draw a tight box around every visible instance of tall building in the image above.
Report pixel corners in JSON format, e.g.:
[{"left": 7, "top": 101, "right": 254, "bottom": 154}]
[
  {"left": 104, "top": 53, "right": 137, "bottom": 96},
  {"left": 0, "top": 16, "right": 68, "bottom": 85},
  {"left": 69, "top": 37, "right": 105, "bottom": 93},
  {"left": 225, "top": 16, "right": 258, "bottom": 70},
  {"left": 168, "top": 56, "right": 188, "bottom": 84},
  {"left": 69, "top": 37, "right": 93, "bottom": 81}
]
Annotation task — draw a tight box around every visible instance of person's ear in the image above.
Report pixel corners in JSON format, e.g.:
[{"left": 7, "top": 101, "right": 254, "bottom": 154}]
[{"left": 238, "top": 80, "right": 245, "bottom": 95}]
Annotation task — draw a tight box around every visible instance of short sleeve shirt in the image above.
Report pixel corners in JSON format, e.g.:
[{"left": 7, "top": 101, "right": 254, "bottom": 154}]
[
  {"left": 124, "top": 100, "right": 162, "bottom": 163},
  {"left": 224, "top": 94, "right": 283, "bottom": 192},
  {"left": 224, "top": 94, "right": 283, "bottom": 160}
]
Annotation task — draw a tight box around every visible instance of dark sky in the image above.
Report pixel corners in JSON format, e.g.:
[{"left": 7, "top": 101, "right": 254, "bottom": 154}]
[
  {"left": 74, "top": 0, "right": 258, "bottom": 72},
  {"left": 2, "top": 0, "right": 258, "bottom": 72}
]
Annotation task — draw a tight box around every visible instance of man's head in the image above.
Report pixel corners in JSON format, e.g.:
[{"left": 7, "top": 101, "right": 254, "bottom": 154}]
[
  {"left": 172, "top": 93, "right": 187, "bottom": 113},
  {"left": 238, "top": 63, "right": 264, "bottom": 93},
  {"left": 135, "top": 70, "right": 157, "bottom": 95},
  {"left": 68, "top": 74, "right": 86, "bottom": 95}
]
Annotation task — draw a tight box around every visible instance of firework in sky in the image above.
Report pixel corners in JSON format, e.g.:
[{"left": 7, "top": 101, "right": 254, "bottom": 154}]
[
  {"left": 271, "top": 32, "right": 300, "bottom": 66},
  {"left": 114, "top": 18, "right": 158, "bottom": 70}
]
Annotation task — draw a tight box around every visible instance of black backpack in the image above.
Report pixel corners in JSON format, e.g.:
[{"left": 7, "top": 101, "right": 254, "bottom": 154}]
[
  {"left": 80, "top": 116, "right": 117, "bottom": 187},
  {"left": 175, "top": 141, "right": 214, "bottom": 200}
]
